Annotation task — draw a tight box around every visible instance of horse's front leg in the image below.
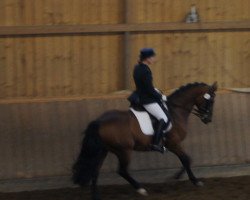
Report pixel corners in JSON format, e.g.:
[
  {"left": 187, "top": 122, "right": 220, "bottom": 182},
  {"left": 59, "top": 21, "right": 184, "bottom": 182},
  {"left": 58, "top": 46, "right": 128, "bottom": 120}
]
[
  {"left": 170, "top": 146, "right": 204, "bottom": 186},
  {"left": 173, "top": 167, "right": 185, "bottom": 180},
  {"left": 177, "top": 153, "right": 204, "bottom": 186}
]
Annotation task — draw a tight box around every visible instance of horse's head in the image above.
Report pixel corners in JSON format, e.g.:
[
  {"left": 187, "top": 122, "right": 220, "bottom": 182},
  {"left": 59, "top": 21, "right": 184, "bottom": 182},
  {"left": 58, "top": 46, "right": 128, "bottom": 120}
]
[{"left": 193, "top": 82, "right": 218, "bottom": 124}]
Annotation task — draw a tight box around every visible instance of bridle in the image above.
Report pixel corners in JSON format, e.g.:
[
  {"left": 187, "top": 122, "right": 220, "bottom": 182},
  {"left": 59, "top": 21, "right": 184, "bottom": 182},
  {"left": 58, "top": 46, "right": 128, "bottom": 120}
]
[
  {"left": 192, "top": 92, "right": 215, "bottom": 119},
  {"left": 169, "top": 88, "right": 215, "bottom": 120}
]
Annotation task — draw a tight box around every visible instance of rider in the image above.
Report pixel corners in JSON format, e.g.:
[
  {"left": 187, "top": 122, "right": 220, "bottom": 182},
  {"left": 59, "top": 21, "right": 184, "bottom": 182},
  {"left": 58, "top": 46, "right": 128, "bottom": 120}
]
[{"left": 133, "top": 48, "right": 172, "bottom": 153}]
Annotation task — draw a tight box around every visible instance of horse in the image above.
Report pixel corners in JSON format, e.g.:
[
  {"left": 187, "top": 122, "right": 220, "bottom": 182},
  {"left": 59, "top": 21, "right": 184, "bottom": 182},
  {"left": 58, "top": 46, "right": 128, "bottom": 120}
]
[{"left": 72, "top": 82, "right": 218, "bottom": 200}]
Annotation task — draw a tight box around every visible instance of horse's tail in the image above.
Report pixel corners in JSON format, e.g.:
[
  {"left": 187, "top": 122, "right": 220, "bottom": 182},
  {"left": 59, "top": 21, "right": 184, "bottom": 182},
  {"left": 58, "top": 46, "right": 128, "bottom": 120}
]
[{"left": 72, "top": 120, "right": 107, "bottom": 186}]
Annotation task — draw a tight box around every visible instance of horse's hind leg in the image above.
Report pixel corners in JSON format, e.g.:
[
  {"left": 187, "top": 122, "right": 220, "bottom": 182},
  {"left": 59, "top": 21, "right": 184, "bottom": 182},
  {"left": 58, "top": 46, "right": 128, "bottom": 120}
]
[
  {"left": 91, "top": 173, "right": 100, "bottom": 200},
  {"left": 116, "top": 150, "right": 148, "bottom": 196},
  {"left": 91, "top": 152, "right": 108, "bottom": 200}
]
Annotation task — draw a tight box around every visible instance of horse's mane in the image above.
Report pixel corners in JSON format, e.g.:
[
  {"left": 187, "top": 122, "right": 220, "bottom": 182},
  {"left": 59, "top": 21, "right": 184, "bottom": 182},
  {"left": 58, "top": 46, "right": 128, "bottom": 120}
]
[{"left": 168, "top": 82, "right": 208, "bottom": 100}]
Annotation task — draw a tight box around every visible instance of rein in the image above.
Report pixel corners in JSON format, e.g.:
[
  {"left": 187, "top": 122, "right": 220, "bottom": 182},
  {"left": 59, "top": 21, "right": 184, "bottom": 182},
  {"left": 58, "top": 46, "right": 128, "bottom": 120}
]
[{"left": 169, "top": 102, "right": 201, "bottom": 118}]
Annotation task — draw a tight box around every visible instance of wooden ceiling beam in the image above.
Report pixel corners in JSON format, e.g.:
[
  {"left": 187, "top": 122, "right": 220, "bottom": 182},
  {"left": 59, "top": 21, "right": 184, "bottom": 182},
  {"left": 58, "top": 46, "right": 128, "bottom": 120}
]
[{"left": 0, "top": 21, "right": 250, "bottom": 36}]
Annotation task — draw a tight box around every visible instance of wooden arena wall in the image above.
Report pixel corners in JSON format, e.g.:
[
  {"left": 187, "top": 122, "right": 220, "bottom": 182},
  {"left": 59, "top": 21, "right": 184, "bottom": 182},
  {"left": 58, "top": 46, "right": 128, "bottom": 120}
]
[
  {"left": 0, "top": 0, "right": 250, "bottom": 99},
  {"left": 0, "top": 93, "right": 249, "bottom": 180}
]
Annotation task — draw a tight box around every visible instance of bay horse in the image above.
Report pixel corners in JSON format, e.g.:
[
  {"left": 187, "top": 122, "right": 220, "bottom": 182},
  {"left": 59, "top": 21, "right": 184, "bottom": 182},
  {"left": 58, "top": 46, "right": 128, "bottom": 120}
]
[{"left": 72, "top": 82, "right": 218, "bottom": 200}]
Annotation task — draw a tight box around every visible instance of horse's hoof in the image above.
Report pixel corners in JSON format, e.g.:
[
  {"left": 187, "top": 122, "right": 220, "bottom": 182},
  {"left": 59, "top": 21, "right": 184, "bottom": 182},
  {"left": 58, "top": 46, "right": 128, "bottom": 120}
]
[
  {"left": 137, "top": 188, "right": 148, "bottom": 196},
  {"left": 195, "top": 181, "right": 204, "bottom": 187}
]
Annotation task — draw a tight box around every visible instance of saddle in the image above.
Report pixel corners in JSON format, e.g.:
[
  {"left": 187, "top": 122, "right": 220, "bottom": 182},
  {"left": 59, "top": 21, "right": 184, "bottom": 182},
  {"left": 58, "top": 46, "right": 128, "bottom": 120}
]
[{"left": 128, "top": 92, "right": 159, "bottom": 135}]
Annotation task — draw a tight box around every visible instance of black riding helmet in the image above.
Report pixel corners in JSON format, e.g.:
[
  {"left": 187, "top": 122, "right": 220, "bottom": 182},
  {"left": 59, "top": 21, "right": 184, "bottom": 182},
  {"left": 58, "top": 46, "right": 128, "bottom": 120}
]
[{"left": 139, "top": 48, "right": 156, "bottom": 61}]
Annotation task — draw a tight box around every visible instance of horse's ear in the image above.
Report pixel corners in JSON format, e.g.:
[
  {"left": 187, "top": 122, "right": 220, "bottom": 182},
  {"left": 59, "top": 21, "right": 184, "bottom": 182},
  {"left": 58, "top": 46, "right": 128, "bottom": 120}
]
[{"left": 211, "top": 81, "right": 218, "bottom": 91}]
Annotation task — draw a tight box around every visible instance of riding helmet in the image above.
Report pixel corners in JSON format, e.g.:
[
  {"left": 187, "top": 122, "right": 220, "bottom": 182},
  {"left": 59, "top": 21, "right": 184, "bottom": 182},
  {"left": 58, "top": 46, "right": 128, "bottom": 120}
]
[{"left": 140, "top": 48, "right": 156, "bottom": 60}]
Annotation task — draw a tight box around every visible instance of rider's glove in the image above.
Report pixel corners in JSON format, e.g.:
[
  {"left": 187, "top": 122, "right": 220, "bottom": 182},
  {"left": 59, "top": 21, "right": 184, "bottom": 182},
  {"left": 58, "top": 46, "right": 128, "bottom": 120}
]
[
  {"left": 155, "top": 88, "right": 167, "bottom": 101},
  {"left": 162, "top": 95, "right": 167, "bottom": 102}
]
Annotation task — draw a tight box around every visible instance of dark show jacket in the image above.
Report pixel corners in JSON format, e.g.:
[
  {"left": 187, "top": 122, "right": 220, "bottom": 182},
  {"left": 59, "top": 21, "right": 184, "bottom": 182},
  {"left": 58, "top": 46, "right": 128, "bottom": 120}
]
[{"left": 133, "top": 62, "right": 162, "bottom": 104}]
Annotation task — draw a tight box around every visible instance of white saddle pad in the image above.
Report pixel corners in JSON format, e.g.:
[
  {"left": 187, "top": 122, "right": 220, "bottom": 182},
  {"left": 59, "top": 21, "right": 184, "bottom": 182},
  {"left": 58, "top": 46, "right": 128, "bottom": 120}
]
[{"left": 130, "top": 108, "right": 154, "bottom": 136}]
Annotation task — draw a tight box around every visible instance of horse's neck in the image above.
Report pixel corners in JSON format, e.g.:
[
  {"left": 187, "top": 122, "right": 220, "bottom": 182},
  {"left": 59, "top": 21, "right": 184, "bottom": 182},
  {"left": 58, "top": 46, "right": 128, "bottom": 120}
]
[
  {"left": 169, "top": 86, "right": 207, "bottom": 141},
  {"left": 170, "top": 88, "right": 202, "bottom": 120},
  {"left": 173, "top": 96, "right": 195, "bottom": 113}
]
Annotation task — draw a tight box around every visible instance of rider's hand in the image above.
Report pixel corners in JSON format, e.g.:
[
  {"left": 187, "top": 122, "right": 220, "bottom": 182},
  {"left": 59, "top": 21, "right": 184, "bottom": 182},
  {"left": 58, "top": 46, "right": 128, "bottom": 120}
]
[
  {"left": 162, "top": 95, "right": 167, "bottom": 101},
  {"left": 155, "top": 88, "right": 162, "bottom": 94}
]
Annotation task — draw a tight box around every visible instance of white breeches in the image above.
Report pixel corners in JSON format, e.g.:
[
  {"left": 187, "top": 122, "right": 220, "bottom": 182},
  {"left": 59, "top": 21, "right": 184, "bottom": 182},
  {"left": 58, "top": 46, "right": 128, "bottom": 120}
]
[
  {"left": 143, "top": 103, "right": 169, "bottom": 123},
  {"left": 143, "top": 102, "right": 172, "bottom": 132}
]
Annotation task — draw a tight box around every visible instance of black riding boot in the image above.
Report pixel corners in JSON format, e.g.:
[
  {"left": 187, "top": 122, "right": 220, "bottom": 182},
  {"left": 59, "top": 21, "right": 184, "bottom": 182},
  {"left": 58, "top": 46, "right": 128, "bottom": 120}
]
[{"left": 151, "top": 119, "right": 166, "bottom": 154}]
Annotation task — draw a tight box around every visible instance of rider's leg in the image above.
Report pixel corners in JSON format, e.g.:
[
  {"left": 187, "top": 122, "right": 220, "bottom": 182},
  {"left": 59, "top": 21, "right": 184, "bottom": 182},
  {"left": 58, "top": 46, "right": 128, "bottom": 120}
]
[
  {"left": 143, "top": 102, "right": 169, "bottom": 122},
  {"left": 143, "top": 103, "right": 171, "bottom": 153},
  {"left": 151, "top": 119, "right": 166, "bottom": 153}
]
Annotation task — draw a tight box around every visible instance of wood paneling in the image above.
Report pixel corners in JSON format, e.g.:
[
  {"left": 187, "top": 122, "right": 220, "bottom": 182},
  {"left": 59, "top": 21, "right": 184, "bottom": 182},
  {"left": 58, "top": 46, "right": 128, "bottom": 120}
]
[
  {"left": 130, "top": 0, "right": 250, "bottom": 23},
  {"left": 0, "top": 34, "right": 124, "bottom": 99},
  {"left": 1, "top": 0, "right": 249, "bottom": 26},
  {"left": 0, "top": 0, "right": 124, "bottom": 26},
  {"left": 1, "top": 30, "right": 249, "bottom": 99},
  {"left": 0, "top": 0, "right": 249, "bottom": 100},
  {"left": 129, "top": 31, "right": 250, "bottom": 90},
  {"left": 0, "top": 93, "right": 249, "bottom": 179}
]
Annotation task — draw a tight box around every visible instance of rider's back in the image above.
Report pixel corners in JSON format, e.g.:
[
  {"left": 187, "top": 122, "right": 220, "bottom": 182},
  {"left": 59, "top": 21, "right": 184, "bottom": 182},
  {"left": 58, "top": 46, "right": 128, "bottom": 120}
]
[{"left": 133, "top": 62, "right": 161, "bottom": 104}]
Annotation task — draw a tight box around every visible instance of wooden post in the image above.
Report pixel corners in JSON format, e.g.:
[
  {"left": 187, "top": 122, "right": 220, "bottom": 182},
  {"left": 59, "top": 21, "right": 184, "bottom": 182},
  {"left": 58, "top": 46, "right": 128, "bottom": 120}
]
[{"left": 123, "top": 0, "right": 133, "bottom": 90}]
